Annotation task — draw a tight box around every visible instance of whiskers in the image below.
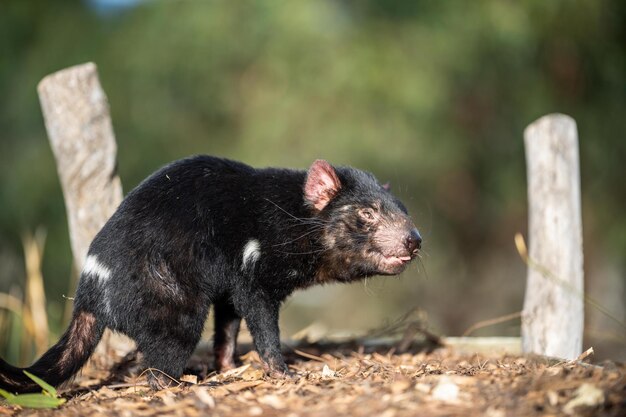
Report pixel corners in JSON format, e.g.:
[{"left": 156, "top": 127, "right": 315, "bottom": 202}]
[
  {"left": 275, "top": 247, "right": 331, "bottom": 256},
  {"left": 363, "top": 275, "right": 374, "bottom": 296},
  {"left": 263, "top": 198, "right": 330, "bottom": 255},
  {"left": 270, "top": 227, "right": 324, "bottom": 247},
  {"left": 263, "top": 198, "right": 328, "bottom": 227},
  {"left": 410, "top": 247, "right": 429, "bottom": 279}
]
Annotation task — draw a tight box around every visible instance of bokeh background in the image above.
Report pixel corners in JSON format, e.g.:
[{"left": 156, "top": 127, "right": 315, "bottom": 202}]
[{"left": 1, "top": 0, "right": 624, "bottom": 364}]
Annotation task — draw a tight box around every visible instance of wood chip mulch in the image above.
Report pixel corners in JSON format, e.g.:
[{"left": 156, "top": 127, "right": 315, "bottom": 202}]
[{"left": 3, "top": 345, "right": 625, "bottom": 417}]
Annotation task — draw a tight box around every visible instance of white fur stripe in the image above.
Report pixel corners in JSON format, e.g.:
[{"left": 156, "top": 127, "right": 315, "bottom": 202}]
[
  {"left": 242, "top": 239, "right": 261, "bottom": 271},
  {"left": 83, "top": 255, "right": 112, "bottom": 282}
]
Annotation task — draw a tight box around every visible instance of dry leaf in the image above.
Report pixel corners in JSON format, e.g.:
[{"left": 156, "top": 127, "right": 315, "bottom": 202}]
[
  {"left": 322, "top": 364, "right": 336, "bottom": 378},
  {"left": 192, "top": 387, "right": 215, "bottom": 408},
  {"left": 258, "top": 394, "right": 286, "bottom": 409},
  {"left": 415, "top": 382, "right": 431, "bottom": 394},
  {"left": 389, "top": 378, "right": 411, "bottom": 394},
  {"left": 431, "top": 376, "right": 460, "bottom": 403},
  {"left": 153, "top": 390, "right": 177, "bottom": 406},
  {"left": 546, "top": 390, "right": 559, "bottom": 406},
  {"left": 563, "top": 383, "right": 604, "bottom": 414},
  {"left": 96, "top": 386, "right": 118, "bottom": 398},
  {"left": 0, "top": 407, "right": 15, "bottom": 416},
  {"left": 241, "top": 368, "right": 265, "bottom": 381},
  {"left": 179, "top": 374, "right": 198, "bottom": 384},
  {"left": 224, "top": 380, "right": 264, "bottom": 393},
  {"left": 248, "top": 406, "right": 263, "bottom": 416},
  {"left": 219, "top": 364, "right": 251, "bottom": 380}
]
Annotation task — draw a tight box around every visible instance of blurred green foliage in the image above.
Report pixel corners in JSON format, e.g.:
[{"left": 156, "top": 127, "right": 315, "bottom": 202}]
[{"left": 1, "top": 0, "right": 624, "bottom": 362}]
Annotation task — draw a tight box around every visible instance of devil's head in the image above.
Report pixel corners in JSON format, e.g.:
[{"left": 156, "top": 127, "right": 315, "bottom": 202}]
[{"left": 304, "top": 160, "right": 421, "bottom": 281}]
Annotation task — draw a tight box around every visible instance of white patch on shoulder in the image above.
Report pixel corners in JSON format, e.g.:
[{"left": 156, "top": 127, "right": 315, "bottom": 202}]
[
  {"left": 83, "top": 255, "right": 112, "bottom": 282},
  {"left": 242, "top": 239, "right": 261, "bottom": 271}
]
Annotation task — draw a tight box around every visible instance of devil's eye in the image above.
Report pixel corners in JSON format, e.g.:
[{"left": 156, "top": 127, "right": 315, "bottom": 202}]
[{"left": 358, "top": 208, "right": 375, "bottom": 221}]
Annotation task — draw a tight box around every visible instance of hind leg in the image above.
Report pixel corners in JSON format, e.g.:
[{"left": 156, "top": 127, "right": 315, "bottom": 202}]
[
  {"left": 140, "top": 335, "right": 200, "bottom": 389},
  {"left": 213, "top": 299, "right": 241, "bottom": 372},
  {"left": 136, "top": 310, "right": 207, "bottom": 390}
]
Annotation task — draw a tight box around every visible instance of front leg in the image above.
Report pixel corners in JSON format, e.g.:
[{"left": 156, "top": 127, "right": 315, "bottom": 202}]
[
  {"left": 235, "top": 294, "right": 289, "bottom": 376},
  {"left": 213, "top": 299, "right": 242, "bottom": 372}
]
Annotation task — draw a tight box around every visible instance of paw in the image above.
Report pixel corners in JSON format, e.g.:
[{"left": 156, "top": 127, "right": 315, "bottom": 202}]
[
  {"left": 264, "top": 360, "right": 295, "bottom": 379},
  {"left": 147, "top": 372, "right": 178, "bottom": 390},
  {"left": 268, "top": 367, "right": 295, "bottom": 379}
]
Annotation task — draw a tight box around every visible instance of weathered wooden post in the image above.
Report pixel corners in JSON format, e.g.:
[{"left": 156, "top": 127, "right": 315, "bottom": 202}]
[
  {"left": 521, "top": 113, "right": 584, "bottom": 360},
  {"left": 38, "top": 62, "right": 123, "bottom": 268},
  {"left": 37, "top": 62, "right": 126, "bottom": 362}
]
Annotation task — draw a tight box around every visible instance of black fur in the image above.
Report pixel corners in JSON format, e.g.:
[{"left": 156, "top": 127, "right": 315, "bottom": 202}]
[{"left": 1, "top": 155, "right": 421, "bottom": 391}]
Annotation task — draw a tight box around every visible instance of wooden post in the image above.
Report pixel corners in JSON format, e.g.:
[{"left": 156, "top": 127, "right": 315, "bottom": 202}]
[
  {"left": 38, "top": 63, "right": 127, "bottom": 363},
  {"left": 38, "top": 62, "right": 123, "bottom": 269},
  {"left": 521, "top": 113, "right": 584, "bottom": 360}
]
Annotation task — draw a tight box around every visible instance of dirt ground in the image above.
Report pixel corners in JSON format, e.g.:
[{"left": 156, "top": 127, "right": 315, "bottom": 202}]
[{"left": 2, "top": 339, "right": 624, "bottom": 417}]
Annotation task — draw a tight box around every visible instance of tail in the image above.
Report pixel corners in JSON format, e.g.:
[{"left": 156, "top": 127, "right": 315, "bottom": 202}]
[{"left": 0, "top": 310, "right": 105, "bottom": 394}]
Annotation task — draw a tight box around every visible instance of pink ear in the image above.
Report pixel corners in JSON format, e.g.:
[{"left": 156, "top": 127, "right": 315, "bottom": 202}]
[
  {"left": 382, "top": 182, "right": 391, "bottom": 191},
  {"left": 304, "top": 160, "right": 342, "bottom": 211}
]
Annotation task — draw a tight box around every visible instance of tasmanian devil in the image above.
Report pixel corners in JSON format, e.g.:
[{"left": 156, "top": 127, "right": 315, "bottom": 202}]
[{"left": 0, "top": 155, "right": 421, "bottom": 391}]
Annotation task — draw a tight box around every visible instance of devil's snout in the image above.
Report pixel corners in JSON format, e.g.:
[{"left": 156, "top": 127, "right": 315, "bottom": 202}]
[{"left": 405, "top": 228, "right": 422, "bottom": 255}]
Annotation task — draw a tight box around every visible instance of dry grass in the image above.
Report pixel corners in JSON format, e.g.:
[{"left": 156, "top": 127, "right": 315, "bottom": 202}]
[
  {"left": 0, "top": 229, "right": 51, "bottom": 366},
  {"left": 21, "top": 229, "right": 50, "bottom": 358}
]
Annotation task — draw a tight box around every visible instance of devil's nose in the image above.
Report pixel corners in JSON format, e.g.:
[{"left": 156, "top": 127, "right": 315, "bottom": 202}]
[{"left": 405, "top": 229, "right": 422, "bottom": 254}]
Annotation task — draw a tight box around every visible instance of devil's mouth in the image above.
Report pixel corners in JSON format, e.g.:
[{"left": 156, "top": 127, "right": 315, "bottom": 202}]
[
  {"left": 381, "top": 254, "right": 412, "bottom": 266},
  {"left": 369, "top": 249, "right": 414, "bottom": 272}
]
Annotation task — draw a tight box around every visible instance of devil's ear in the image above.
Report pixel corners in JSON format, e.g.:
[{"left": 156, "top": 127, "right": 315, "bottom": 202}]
[
  {"left": 382, "top": 182, "right": 391, "bottom": 191},
  {"left": 304, "top": 160, "right": 342, "bottom": 211}
]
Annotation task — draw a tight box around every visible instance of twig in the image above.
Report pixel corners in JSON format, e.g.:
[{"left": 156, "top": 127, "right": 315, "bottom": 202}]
[
  {"left": 550, "top": 347, "right": 599, "bottom": 369},
  {"left": 567, "top": 347, "right": 594, "bottom": 364},
  {"left": 397, "top": 322, "right": 442, "bottom": 351},
  {"left": 105, "top": 382, "right": 149, "bottom": 389},
  {"left": 294, "top": 349, "right": 329, "bottom": 364},
  {"left": 462, "top": 312, "right": 522, "bottom": 337},
  {"left": 139, "top": 368, "right": 182, "bottom": 390}
]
